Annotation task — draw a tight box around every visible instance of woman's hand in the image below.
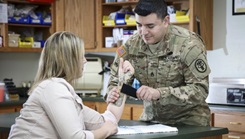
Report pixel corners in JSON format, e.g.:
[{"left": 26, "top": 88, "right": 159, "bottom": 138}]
[
  {"left": 107, "top": 58, "right": 135, "bottom": 103},
  {"left": 106, "top": 87, "right": 119, "bottom": 103},
  {"left": 92, "top": 121, "right": 118, "bottom": 139}
]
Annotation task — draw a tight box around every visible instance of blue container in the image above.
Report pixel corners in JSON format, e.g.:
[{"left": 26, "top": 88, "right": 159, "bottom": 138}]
[
  {"left": 30, "top": 13, "right": 42, "bottom": 24},
  {"left": 8, "top": 16, "right": 30, "bottom": 24},
  {"left": 115, "top": 13, "right": 126, "bottom": 25}
]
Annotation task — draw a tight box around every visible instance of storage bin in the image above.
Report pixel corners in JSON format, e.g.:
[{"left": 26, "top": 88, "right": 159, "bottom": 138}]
[
  {"left": 30, "top": 13, "right": 42, "bottom": 24},
  {"left": 176, "top": 15, "right": 189, "bottom": 22},
  {"left": 19, "top": 37, "right": 34, "bottom": 48},
  {"left": 125, "top": 14, "right": 136, "bottom": 25},
  {"left": 8, "top": 34, "right": 20, "bottom": 47},
  {"left": 42, "top": 13, "right": 52, "bottom": 25},
  {"left": 175, "top": 10, "right": 189, "bottom": 22},
  {"left": 8, "top": 16, "right": 30, "bottom": 24},
  {"left": 115, "top": 13, "right": 126, "bottom": 25},
  {"left": 103, "top": 16, "right": 115, "bottom": 26}
]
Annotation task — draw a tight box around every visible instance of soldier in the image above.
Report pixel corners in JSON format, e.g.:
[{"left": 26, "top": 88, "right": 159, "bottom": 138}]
[{"left": 106, "top": 0, "right": 211, "bottom": 126}]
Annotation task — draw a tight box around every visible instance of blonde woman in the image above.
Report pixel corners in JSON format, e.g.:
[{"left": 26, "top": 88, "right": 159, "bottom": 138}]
[{"left": 8, "top": 31, "right": 134, "bottom": 139}]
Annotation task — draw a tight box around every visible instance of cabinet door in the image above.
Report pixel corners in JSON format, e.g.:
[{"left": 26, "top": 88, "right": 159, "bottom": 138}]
[
  {"left": 132, "top": 104, "right": 143, "bottom": 120},
  {"left": 192, "top": 0, "right": 213, "bottom": 50},
  {"left": 55, "top": 0, "right": 96, "bottom": 49},
  {"left": 83, "top": 101, "right": 97, "bottom": 110}
]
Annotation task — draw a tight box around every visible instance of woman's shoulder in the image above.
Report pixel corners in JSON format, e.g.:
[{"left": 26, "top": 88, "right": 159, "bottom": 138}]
[{"left": 39, "top": 78, "right": 70, "bottom": 88}]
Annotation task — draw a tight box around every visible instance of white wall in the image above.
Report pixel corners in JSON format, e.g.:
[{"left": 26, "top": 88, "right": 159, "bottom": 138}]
[
  {"left": 0, "top": 53, "right": 40, "bottom": 86},
  {"left": 1, "top": 0, "right": 245, "bottom": 86},
  {"left": 207, "top": 0, "right": 245, "bottom": 81}
]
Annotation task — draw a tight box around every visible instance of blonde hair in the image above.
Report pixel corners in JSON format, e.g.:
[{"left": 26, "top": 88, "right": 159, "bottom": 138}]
[{"left": 29, "top": 31, "right": 85, "bottom": 94}]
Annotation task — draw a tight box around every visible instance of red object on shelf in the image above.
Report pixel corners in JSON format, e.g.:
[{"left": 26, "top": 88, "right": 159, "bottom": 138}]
[{"left": 27, "top": 0, "right": 54, "bottom": 3}]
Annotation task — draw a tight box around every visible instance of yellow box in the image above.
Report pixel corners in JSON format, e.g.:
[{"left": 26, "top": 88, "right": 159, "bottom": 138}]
[
  {"left": 175, "top": 10, "right": 189, "bottom": 22},
  {"left": 19, "top": 37, "right": 34, "bottom": 48},
  {"left": 103, "top": 16, "right": 115, "bottom": 26},
  {"left": 125, "top": 14, "right": 136, "bottom": 25},
  {"left": 176, "top": 11, "right": 186, "bottom": 16},
  {"left": 176, "top": 15, "right": 189, "bottom": 22}
]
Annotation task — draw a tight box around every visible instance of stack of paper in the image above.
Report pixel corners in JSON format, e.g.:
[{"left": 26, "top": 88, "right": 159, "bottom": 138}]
[{"left": 116, "top": 124, "right": 178, "bottom": 135}]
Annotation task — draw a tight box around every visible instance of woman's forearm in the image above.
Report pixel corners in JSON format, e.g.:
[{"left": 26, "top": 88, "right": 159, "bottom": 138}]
[{"left": 107, "top": 94, "right": 127, "bottom": 122}]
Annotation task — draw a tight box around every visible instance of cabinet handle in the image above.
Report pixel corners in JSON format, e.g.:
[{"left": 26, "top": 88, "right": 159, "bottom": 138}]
[
  {"left": 228, "top": 135, "right": 240, "bottom": 139},
  {"left": 229, "top": 122, "right": 242, "bottom": 125}
]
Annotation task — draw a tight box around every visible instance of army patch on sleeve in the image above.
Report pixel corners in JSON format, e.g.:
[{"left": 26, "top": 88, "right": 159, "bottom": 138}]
[
  {"left": 195, "top": 59, "right": 207, "bottom": 73},
  {"left": 117, "top": 46, "right": 126, "bottom": 57}
]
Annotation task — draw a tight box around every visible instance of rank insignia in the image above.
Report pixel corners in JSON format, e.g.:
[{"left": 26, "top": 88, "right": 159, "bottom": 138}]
[
  {"left": 117, "top": 46, "right": 126, "bottom": 57},
  {"left": 195, "top": 59, "right": 207, "bottom": 73}
]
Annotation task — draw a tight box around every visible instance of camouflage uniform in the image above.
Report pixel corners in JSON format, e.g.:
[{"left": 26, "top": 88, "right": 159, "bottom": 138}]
[{"left": 106, "top": 25, "right": 211, "bottom": 126}]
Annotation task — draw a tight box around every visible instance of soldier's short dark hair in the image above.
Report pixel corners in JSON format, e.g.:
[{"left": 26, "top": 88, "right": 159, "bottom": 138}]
[{"left": 134, "top": 0, "right": 168, "bottom": 20}]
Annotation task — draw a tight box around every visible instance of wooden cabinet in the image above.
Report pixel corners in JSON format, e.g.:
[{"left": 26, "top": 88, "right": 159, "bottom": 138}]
[
  {"left": 95, "top": 0, "right": 137, "bottom": 52},
  {"left": 212, "top": 109, "right": 245, "bottom": 139},
  {"left": 55, "top": 0, "right": 97, "bottom": 50},
  {"left": 0, "top": 105, "right": 22, "bottom": 113},
  {"left": 95, "top": 0, "right": 213, "bottom": 52},
  {"left": 83, "top": 101, "right": 97, "bottom": 111},
  {"left": 0, "top": 0, "right": 55, "bottom": 53},
  {"left": 83, "top": 100, "right": 143, "bottom": 120},
  {"left": 167, "top": 0, "right": 213, "bottom": 50}
]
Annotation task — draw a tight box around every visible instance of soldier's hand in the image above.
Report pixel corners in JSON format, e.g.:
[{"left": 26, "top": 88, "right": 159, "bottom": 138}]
[
  {"left": 106, "top": 87, "right": 119, "bottom": 103},
  {"left": 136, "top": 85, "right": 160, "bottom": 101}
]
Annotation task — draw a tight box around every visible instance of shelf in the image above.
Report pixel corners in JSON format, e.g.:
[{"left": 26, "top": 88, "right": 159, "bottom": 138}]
[
  {"left": 7, "top": 0, "right": 52, "bottom": 5},
  {"left": 171, "top": 21, "right": 189, "bottom": 25},
  {"left": 97, "top": 47, "right": 117, "bottom": 52},
  {"left": 102, "top": 21, "right": 189, "bottom": 28},
  {"left": 8, "top": 24, "right": 51, "bottom": 28},
  {"left": 0, "top": 0, "right": 55, "bottom": 53},
  {"left": 102, "top": 1, "right": 138, "bottom": 6},
  {"left": 103, "top": 24, "right": 136, "bottom": 28},
  {"left": 0, "top": 47, "right": 42, "bottom": 53}
]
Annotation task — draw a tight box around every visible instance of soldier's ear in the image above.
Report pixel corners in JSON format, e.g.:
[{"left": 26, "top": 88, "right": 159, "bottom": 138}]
[{"left": 163, "top": 15, "right": 170, "bottom": 25}]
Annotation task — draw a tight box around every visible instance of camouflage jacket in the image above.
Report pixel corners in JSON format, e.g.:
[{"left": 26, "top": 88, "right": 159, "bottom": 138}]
[{"left": 106, "top": 25, "right": 211, "bottom": 126}]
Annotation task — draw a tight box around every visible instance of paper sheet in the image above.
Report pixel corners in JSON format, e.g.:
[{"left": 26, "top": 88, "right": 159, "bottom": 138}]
[{"left": 116, "top": 124, "right": 178, "bottom": 135}]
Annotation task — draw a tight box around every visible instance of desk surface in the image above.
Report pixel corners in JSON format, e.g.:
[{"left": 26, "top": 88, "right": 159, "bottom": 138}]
[
  {"left": 110, "top": 120, "right": 228, "bottom": 139},
  {"left": 0, "top": 112, "right": 228, "bottom": 139}
]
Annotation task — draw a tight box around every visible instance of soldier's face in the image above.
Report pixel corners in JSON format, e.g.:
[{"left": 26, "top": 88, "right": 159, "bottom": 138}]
[{"left": 136, "top": 13, "right": 169, "bottom": 44}]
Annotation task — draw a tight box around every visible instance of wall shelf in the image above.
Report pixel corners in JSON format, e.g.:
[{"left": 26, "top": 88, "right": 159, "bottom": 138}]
[{"left": 0, "top": 47, "right": 42, "bottom": 53}]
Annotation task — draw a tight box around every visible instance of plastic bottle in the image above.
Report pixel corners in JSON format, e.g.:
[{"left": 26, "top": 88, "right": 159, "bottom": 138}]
[
  {"left": 0, "top": 27, "right": 3, "bottom": 47},
  {"left": 0, "top": 82, "right": 5, "bottom": 102}
]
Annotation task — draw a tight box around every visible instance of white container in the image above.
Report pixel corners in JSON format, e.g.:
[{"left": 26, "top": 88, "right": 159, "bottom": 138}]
[
  {"left": 8, "top": 34, "right": 20, "bottom": 47},
  {"left": 33, "top": 42, "right": 41, "bottom": 48},
  {"left": 105, "top": 37, "right": 114, "bottom": 48}
]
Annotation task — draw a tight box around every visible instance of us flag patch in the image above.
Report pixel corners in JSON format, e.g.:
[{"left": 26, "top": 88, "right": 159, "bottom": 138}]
[{"left": 117, "top": 46, "right": 126, "bottom": 57}]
